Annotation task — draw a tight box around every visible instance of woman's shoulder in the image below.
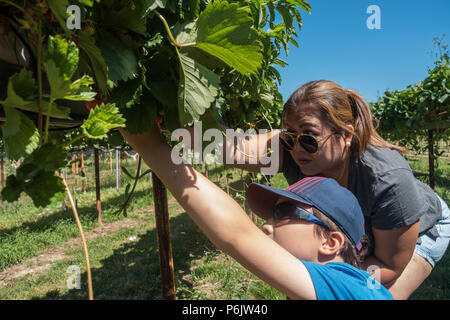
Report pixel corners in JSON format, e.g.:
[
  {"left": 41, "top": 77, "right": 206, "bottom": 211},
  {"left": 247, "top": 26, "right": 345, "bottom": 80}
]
[{"left": 355, "top": 145, "right": 411, "bottom": 177}]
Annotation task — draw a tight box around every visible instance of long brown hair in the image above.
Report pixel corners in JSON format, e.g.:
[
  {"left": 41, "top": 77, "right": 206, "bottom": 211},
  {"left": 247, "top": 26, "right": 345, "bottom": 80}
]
[{"left": 282, "top": 80, "right": 406, "bottom": 155}]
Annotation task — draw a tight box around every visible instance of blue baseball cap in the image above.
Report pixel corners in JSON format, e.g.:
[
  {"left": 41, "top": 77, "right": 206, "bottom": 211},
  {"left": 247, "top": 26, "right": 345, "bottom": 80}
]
[{"left": 247, "top": 177, "right": 364, "bottom": 250}]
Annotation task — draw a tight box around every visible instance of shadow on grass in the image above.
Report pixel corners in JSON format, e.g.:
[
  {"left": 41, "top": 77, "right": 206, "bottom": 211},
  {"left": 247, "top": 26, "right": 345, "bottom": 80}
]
[{"left": 33, "top": 212, "right": 218, "bottom": 300}]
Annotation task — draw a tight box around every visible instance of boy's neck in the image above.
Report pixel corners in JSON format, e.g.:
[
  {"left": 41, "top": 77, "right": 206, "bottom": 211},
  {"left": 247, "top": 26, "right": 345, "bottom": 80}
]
[{"left": 317, "top": 254, "right": 345, "bottom": 265}]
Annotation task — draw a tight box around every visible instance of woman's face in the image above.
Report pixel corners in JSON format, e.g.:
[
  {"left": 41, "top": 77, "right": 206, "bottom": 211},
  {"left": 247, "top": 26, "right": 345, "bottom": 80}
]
[{"left": 283, "top": 105, "right": 349, "bottom": 179}]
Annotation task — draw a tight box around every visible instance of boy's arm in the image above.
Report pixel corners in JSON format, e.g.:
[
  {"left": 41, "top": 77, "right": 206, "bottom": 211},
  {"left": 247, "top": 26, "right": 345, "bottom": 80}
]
[{"left": 119, "top": 126, "right": 316, "bottom": 300}]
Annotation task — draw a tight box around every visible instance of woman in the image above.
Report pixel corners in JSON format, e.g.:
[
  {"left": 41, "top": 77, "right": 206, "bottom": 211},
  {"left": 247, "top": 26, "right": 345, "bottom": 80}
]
[{"left": 221, "top": 80, "right": 449, "bottom": 300}]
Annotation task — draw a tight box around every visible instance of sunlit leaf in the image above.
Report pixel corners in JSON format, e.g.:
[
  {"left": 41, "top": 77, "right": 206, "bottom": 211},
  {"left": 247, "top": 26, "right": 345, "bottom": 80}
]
[
  {"left": 1, "top": 107, "right": 39, "bottom": 161},
  {"left": 81, "top": 103, "right": 126, "bottom": 139},
  {"left": 177, "top": 53, "right": 220, "bottom": 126},
  {"left": 191, "top": 1, "right": 262, "bottom": 75}
]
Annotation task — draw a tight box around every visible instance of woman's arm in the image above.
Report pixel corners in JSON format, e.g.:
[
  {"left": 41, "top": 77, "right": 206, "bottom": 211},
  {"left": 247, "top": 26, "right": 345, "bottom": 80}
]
[
  {"left": 119, "top": 126, "right": 316, "bottom": 300},
  {"left": 362, "top": 221, "right": 420, "bottom": 286}
]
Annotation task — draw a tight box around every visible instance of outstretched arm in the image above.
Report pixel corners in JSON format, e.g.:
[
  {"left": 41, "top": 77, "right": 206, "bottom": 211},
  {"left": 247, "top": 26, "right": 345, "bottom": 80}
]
[
  {"left": 119, "top": 125, "right": 316, "bottom": 300},
  {"left": 183, "top": 124, "right": 284, "bottom": 173}
]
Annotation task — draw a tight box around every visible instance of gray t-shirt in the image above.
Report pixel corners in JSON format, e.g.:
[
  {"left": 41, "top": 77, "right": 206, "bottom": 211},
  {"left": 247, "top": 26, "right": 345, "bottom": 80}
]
[{"left": 282, "top": 145, "right": 442, "bottom": 252}]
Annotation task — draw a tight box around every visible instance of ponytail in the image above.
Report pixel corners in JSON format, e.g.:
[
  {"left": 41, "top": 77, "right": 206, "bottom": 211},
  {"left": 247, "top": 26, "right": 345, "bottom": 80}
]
[{"left": 345, "top": 90, "right": 407, "bottom": 155}]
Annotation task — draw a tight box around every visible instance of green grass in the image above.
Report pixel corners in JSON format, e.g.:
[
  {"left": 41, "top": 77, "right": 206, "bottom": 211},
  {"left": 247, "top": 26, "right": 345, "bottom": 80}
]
[
  {"left": 0, "top": 157, "right": 154, "bottom": 272},
  {"left": 405, "top": 155, "right": 450, "bottom": 203},
  {"left": 0, "top": 154, "right": 449, "bottom": 300}
]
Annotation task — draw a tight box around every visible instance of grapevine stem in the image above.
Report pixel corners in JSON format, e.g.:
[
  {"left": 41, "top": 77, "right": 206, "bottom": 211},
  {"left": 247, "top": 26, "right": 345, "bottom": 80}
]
[
  {"left": 114, "top": 156, "right": 142, "bottom": 216},
  {"left": 0, "top": 0, "right": 24, "bottom": 12},
  {"left": 37, "top": 16, "right": 43, "bottom": 145},
  {"left": 154, "top": 10, "right": 195, "bottom": 48},
  {"left": 44, "top": 99, "right": 54, "bottom": 143},
  {"left": 60, "top": 172, "right": 94, "bottom": 300},
  {"left": 261, "top": 112, "right": 273, "bottom": 131},
  {"left": 64, "top": 134, "right": 85, "bottom": 149}
]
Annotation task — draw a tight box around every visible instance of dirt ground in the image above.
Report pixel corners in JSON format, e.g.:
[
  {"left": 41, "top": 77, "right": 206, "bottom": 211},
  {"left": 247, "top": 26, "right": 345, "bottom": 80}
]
[{"left": 0, "top": 216, "right": 144, "bottom": 287}]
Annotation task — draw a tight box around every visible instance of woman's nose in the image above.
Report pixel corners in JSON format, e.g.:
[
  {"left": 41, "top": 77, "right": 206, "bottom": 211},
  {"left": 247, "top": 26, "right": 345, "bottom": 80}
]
[{"left": 262, "top": 218, "right": 274, "bottom": 237}]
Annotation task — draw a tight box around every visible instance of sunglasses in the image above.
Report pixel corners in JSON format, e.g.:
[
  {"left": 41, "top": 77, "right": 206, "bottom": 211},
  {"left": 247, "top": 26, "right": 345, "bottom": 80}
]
[
  {"left": 279, "top": 130, "right": 336, "bottom": 153},
  {"left": 272, "top": 202, "right": 328, "bottom": 229}
]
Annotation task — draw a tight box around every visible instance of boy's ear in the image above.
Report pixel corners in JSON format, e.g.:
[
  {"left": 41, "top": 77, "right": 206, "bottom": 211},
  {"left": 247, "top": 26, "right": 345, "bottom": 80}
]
[{"left": 318, "top": 232, "right": 345, "bottom": 256}]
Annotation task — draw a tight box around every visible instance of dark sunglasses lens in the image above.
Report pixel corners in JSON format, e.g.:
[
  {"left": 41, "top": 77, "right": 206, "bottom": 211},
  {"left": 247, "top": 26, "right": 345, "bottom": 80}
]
[
  {"left": 273, "top": 202, "right": 296, "bottom": 220},
  {"left": 279, "top": 134, "right": 294, "bottom": 150},
  {"left": 299, "top": 135, "right": 318, "bottom": 153}
]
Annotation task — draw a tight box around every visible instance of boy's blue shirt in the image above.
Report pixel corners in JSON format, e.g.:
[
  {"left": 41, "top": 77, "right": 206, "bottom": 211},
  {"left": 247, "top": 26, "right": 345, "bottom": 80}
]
[{"left": 300, "top": 260, "right": 393, "bottom": 300}]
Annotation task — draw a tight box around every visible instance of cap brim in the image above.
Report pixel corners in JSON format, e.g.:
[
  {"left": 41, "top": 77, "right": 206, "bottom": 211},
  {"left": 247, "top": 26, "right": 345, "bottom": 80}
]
[{"left": 247, "top": 183, "right": 314, "bottom": 220}]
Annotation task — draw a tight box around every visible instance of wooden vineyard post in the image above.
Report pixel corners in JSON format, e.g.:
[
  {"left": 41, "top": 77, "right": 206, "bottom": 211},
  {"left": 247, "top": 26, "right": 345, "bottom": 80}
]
[
  {"left": 428, "top": 129, "right": 435, "bottom": 190},
  {"left": 72, "top": 153, "right": 76, "bottom": 182},
  {"left": 1, "top": 152, "right": 4, "bottom": 188},
  {"left": 152, "top": 173, "right": 176, "bottom": 300},
  {"left": 94, "top": 148, "right": 102, "bottom": 225},
  {"left": 115, "top": 147, "right": 120, "bottom": 193},
  {"left": 75, "top": 151, "right": 79, "bottom": 185},
  {"left": 81, "top": 150, "right": 86, "bottom": 194},
  {"left": 110, "top": 149, "right": 113, "bottom": 173}
]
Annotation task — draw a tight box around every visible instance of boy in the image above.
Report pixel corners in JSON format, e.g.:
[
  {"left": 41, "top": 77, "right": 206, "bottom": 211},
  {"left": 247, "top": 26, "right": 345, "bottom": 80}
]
[{"left": 119, "top": 124, "right": 392, "bottom": 300}]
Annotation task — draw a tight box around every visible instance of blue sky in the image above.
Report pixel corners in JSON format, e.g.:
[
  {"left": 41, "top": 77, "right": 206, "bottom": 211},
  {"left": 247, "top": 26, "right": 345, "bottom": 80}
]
[{"left": 276, "top": 0, "right": 450, "bottom": 103}]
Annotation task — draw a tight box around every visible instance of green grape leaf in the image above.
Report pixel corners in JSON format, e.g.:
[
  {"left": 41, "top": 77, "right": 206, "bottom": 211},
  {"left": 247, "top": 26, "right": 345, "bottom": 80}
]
[
  {"left": 107, "top": 130, "right": 125, "bottom": 147},
  {"left": 177, "top": 52, "right": 220, "bottom": 126},
  {"left": 24, "top": 171, "right": 66, "bottom": 208},
  {"left": 81, "top": 103, "right": 126, "bottom": 139},
  {"left": 143, "top": 0, "right": 168, "bottom": 14},
  {"left": 199, "top": 97, "right": 224, "bottom": 133},
  {"left": 190, "top": 1, "right": 262, "bottom": 75},
  {"left": 78, "top": 31, "right": 109, "bottom": 95},
  {"left": 5, "top": 68, "right": 37, "bottom": 101},
  {"left": 43, "top": 59, "right": 72, "bottom": 100},
  {"left": 47, "top": 0, "right": 70, "bottom": 31},
  {"left": 108, "top": 76, "right": 144, "bottom": 109},
  {"left": 79, "top": 0, "right": 94, "bottom": 6},
  {"left": 43, "top": 36, "right": 80, "bottom": 100},
  {"left": 1, "top": 107, "right": 39, "bottom": 161},
  {"left": 2, "top": 151, "right": 67, "bottom": 207},
  {"left": 148, "top": 78, "right": 177, "bottom": 109},
  {"left": 0, "top": 69, "right": 37, "bottom": 110},
  {"left": 101, "top": 5, "right": 147, "bottom": 35},
  {"left": 97, "top": 37, "right": 138, "bottom": 84},
  {"left": 0, "top": 69, "right": 71, "bottom": 119},
  {"left": 44, "top": 35, "right": 79, "bottom": 81},
  {"left": 20, "top": 143, "right": 67, "bottom": 175},
  {"left": 65, "top": 75, "right": 96, "bottom": 101},
  {"left": 121, "top": 90, "right": 157, "bottom": 134},
  {"left": 174, "top": 21, "right": 227, "bottom": 70},
  {"left": 1, "top": 175, "right": 25, "bottom": 202}
]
